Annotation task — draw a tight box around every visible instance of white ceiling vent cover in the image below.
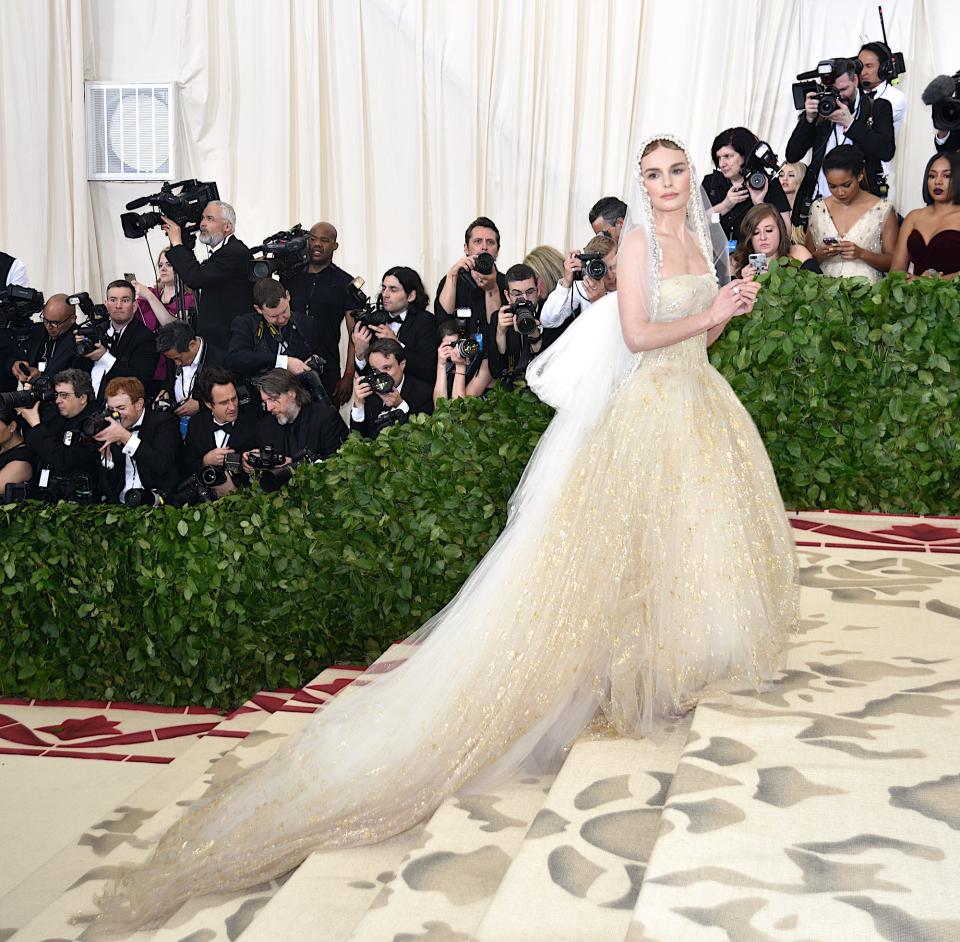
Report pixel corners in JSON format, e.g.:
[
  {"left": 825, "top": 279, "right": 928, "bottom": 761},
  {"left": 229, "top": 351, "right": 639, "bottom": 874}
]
[{"left": 85, "top": 83, "right": 174, "bottom": 181}]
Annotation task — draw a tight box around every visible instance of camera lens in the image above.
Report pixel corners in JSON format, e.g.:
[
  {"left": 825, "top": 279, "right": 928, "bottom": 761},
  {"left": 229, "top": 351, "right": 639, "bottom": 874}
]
[
  {"left": 584, "top": 257, "right": 607, "bottom": 280},
  {"left": 456, "top": 338, "right": 480, "bottom": 359},
  {"left": 474, "top": 252, "right": 495, "bottom": 275}
]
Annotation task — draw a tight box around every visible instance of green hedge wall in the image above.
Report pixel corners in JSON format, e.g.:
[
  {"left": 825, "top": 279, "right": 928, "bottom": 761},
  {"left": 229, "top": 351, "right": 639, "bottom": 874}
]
[
  {"left": 2, "top": 267, "right": 957, "bottom": 707},
  {"left": 710, "top": 264, "right": 960, "bottom": 514}
]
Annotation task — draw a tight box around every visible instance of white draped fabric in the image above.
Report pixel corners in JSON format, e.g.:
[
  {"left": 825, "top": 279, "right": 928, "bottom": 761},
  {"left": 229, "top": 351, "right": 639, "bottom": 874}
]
[{"left": 1, "top": 0, "right": 958, "bottom": 298}]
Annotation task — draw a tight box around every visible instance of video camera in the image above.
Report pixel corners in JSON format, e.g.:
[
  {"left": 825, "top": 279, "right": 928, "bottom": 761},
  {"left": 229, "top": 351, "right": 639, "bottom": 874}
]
[
  {"left": 743, "top": 141, "right": 780, "bottom": 191},
  {"left": 923, "top": 72, "right": 960, "bottom": 132},
  {"left": 68, "top": 292, "right": 112, "bottom": 356},
  {"left": 347, "top": 277, "right": 392, "bottom": 330},
  {"left": 0, "top": 286, "right": 44, "bottom": 329},
  {"left": 120, "top": 179, "right": 220, "bottom": 248},
  {"left": 249, "top": 224, "right": 310, "bottom": 282}
]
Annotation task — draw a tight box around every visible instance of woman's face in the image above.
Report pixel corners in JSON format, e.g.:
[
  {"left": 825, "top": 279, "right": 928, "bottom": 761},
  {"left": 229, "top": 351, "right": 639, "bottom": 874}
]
[
  {"left": 927, "top": 157, "right": 952, "bottom": 203},
  {"left": 750, "top": 214, "right": 781, "bottom": 257},
  {"left": 715, "top": 146, "right": 743, "bottom": 180},
  {"left": 825, "top": 169, "right": 861, "bottom": 204},
  {"left": 0, "top": 419, "right": 18, "bottom": 447},
  {"left": 640, "top": 146, "right": 691, "bottom": 213},
  {"left": 380, "top": 275, "right": 413, "bottom": 313},
  {"left": 158, "top": 252, "right": 175, "bottom": 284},
  {"left": 778, "top": 165, "right": 799, "bottom": 195}
]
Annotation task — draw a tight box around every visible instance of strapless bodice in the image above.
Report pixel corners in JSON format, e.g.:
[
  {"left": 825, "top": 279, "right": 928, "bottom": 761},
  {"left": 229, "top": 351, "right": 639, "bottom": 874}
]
[
  {"left": 641, "top": 272, "right": 718, "bottom": 370},
  {"left": 907, "top": 228, "right": 960, "bottom": 276}
]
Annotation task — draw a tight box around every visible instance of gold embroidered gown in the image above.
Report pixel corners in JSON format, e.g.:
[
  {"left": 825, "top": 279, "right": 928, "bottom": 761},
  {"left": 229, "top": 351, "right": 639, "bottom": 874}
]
[{"left": 100, "top": 272, "right": 798, "bottom": 929}]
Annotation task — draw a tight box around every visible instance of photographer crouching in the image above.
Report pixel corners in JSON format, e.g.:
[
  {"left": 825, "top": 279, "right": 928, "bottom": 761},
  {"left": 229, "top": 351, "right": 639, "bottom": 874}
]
[{"left": 351, "top": 337, "right": 433, "bottom": 439}]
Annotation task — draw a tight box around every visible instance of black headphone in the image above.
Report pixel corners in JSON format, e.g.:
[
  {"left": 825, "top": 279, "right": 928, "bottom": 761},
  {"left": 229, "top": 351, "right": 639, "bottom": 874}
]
[{"left": 860, "top": 42, "right": 895, "bottom": 82}]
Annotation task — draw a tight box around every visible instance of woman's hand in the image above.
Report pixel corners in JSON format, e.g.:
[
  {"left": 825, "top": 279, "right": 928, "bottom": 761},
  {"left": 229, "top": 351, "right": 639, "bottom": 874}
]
[
  {"left": 707, "top": 279, "right": 760, "bottom": 327},
  {"left": 740, "top": 263, "right": 758, "bottom": 279},
  {"left": 720, "top": 185, "right": 750, "bottom": 215},
  {"left": 836, "top": 240, "right": 863, "bottom": 261}
]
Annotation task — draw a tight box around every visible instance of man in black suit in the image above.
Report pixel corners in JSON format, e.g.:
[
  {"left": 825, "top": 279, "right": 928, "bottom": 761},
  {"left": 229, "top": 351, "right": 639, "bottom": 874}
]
[
  {"left": 162, "top": 201, "right": 254, "bottom": 349},
  {"left": 95, "top": 376, "right": 181, "bottom": 504},
  {"left": 245, "top": 368, "right": 346, "bottom": 469},
  {"left": 934, "top": 130, "right": 960, "bottom": 153},
  {"left": 79, "top": 280, "right": 158, "bottom": 401},
  {"left": 350, "top": 337, "right": 434, "bottom": 439},
  {"left": 786, "top": 58, "right": 895, "bottom": 225},
  {"left": 226, "top": 277, "right": 332, "bottom": 388},
  {"left": 156, "top": 320, "right": 225, "bottom": 422}
]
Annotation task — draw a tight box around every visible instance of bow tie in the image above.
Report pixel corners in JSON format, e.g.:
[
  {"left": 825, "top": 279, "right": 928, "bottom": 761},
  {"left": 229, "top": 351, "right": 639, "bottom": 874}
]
[
  {"left": 864, "top": 89, "right": 877, "bottom": 99},
  {"left": 215, "top": 422, "right": 234, "bottom": 433}
]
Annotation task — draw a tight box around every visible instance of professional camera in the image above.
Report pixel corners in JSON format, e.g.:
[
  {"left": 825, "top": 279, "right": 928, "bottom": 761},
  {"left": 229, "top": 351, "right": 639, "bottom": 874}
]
[
  {"left": 26, "top": 471, "right": 97, "bottom": 505},
  {"left": 454, "top": 336, "right": 481, "bottom": 359},
  {"left": 373, "top": 409, "right": 405, "bottom": 432},
  {"left": 473, "top": 252, "right": 496, "bottom": 276},
  {"left": 68, "top": 292, "right": 112, "bottom": 356},
  {"left": 573, "top": 253, "right": 607, "bottom": 282},
  {"left": 744, "top": 141, "right": 780, "bottom": 190},
  {"left": 249, "top": 224, "right": 310, "bottom": 282},
  {"left": 0, "top": 373, "right": 57, "bottom": 411},
  {"left": 120, "top": 179, "right": 220, "bottom": 248},
  {"left": 151, "top": 397, "right": 174, "bottom": 414},
  {"left": 346, "top": 277, "right": 392, "bottom": 330},
  {"left": 77, "top": 408, "right": 121, "bottom": 446},
  {"left": 0, "top": 286, "right": 44, "bottom": 329},
  {"left": 510, "top": 297, "right": 540, "bottom": 337},
  {"left": 245, "top": 445, "right": 287, "bottom": 471},
  {"left": 923, "top": 72, "right": 960, "bottom": 132},
  {"left": 167, "top": 472, "right": 217, "bottom": 507},
  {"left": 792, "top": 59, "right": 850, "bottom": 117},
  {"left": 123, "top": 488, "right": 164, "bottom": 508},
  {"left": 360, "top": 370, "right": 396, "bottom": 396},
  {"left": 294, "top": 353, "right": 331, "bottom": 405}
]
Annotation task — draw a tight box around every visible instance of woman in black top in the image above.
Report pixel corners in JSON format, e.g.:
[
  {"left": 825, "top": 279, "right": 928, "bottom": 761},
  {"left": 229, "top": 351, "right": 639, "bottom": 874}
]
[
  {"left": 702, "top": 127, "right": 792, "bottom": 242},
  {"left": 0, "top": 406, "right": 34, "bottom": 498}
]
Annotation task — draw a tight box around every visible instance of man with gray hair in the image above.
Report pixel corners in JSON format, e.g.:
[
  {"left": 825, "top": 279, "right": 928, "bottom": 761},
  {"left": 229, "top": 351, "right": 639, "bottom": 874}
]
[
  {"left": 244, "top": 368, "right": 346, "bottom": 472},
  {"left": 162, "top": 199, "right": 254, "bottom": 350}
]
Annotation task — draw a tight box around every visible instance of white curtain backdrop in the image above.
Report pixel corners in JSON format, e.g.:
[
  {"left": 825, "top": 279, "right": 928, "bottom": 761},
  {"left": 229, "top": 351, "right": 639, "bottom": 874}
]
[{"left": 1, "top": 0, "right": 958, "bottom": 300}]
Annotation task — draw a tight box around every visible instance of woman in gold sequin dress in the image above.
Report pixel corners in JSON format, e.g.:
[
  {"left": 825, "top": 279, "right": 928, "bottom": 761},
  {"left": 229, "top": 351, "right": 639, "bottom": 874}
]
[{"left": 97, "top": 137, "right": 798, "bottom": 930}]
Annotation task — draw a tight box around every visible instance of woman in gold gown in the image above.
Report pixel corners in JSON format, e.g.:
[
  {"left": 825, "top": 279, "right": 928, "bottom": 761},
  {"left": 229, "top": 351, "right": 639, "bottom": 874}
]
[{"left": 97, "top": 136, "right": 798, "bottom": 930}]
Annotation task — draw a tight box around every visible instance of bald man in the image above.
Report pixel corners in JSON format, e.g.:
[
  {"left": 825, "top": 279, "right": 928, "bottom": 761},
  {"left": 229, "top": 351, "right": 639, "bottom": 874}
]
[{"left": 283, "top": 221, "right": 358, "bottom": 406}]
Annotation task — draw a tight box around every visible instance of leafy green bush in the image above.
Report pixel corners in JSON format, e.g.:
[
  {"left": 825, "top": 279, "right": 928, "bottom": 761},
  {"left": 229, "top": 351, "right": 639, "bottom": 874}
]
[
  {"left": 0, "top": 387, "right": 552, "bottom": 707},
  {"left": 710, "top": 263, "right": 960, "bottom": 512}
]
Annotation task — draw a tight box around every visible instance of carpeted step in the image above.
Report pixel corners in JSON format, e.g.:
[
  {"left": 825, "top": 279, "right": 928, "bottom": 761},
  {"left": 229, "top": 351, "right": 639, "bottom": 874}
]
[
  {"left": 474, "top": 722, "right": 692, "bottom": 942},
  {"left": 625, "top": 547, "right": 960, "bottom": 941}
]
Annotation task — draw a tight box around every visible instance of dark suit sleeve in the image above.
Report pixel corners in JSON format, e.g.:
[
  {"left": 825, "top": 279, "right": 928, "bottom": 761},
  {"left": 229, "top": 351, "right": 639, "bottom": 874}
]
[
  {"left": 314, "top": 406, "right": 348, "bottom": 457},
  {"left": 400, "top": 316, "right": 438, "bottom": 384},
  {"left": 786, "top": 115, "right": 818, "bottom": 163},
  {"left": 131, "top": 413, "right": 182, "bottom": 492},
  {"left": 110, "top": 327, "right": 158, "bottom": 388},
  {"left": 165, "top": 243, "right": 246, "bottom": 292},
  {"left": 401, "top": 376, "right": 434, "bottom": 417},
  {"left": 935, "top": 130, "right": 960, "bottom": 154},
  {"left": 226, "top": 317, "right": 276, "bottom": 379},
  {"left": 846, "top": 98, "right": 895, "bottom": 162},
  {"left": 433, "top": 276, "right": 454, "bottom": 321}
]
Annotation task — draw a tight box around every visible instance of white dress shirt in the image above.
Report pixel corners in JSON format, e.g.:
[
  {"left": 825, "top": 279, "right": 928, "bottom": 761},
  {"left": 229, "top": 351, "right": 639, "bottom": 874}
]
[
  {"left": 540, "top": 279, "right": 594, "bottom": 329},
  {"left": 119, "top": 414, "right": 145, "bottom": 502},
  {"left": 875, "top": 81, "right": 906, "bottom": 198},
  {"left": 89, "top": 323, "right": 126, "bottom": 397},
  {"left": 354, "top": 310, "right": 406, "bottom": 372},
  {"left": 174, "top": 339, "right": 205, "bottom": 403}
]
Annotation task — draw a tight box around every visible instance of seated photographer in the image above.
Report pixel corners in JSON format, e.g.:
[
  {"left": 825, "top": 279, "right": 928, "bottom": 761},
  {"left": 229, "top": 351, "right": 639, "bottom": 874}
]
[
  {"left": 81, "top": 280, "right": 158, "bottom": 401},
  {"left": 0, "top": 405, "right": 34, "bottom": 499},
  {"left": 227, "top": 277, "right": 331, "bottom": 388},
  {"left": 284, "top": 222, "right": 357, "bottom": 406},
  {"left": 805, "top": 145, "right": 898, "bottom": 284},
  {"left": 703, "top": 127, "right": 791, "bottom": 242},
  {"left": 248, "top": 368, "right": 347, "bottom": 467},
  {"left": 17, "top": 369, "right": 101, "bottom": 502},
  {"left": 434, "top": 319, "right": 492, "bottom": 405},
  {"left": 181, "top": 366, "right": 258, "bottom": 491},
  {"left": 351, "top": 337, "right": 433, "bottom": 439},
  {"left": 786, "top": 58, "right": 895, "bottom": 227},
  {"left": 731, "top": 205, "right": 816, "bottom": 278},
  {"left": 588, "top": 197, "right": 628, "bottom": 244},
  {"left": 434, "top": 217, "right": 507, "bottom": 347},
  {"left": 352, "top": 267, "right": 437, "bottom": 385},
  {"left": 131, "top": 249, "right": 198, "bottom": 329},
  {"left": 95, "top": 376, "right": 181, "bottom": 504},
  {"left": 891, "top": 152, "right": 960, "bottom": 280},
  {"left": 156, "top": 320, "right": 225, "bottom": 422},
  {"left": 162, "top": 200, "right": 255, "bottom": 349},
  {"left": 488, "top": 264, "right": 547, "bottom": 380},
  {"left": 539, "top": 234, "right": 618, "bottom": 335}
]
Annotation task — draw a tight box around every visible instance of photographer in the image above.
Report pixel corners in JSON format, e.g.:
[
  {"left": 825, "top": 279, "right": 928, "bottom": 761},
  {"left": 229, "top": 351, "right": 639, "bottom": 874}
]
[
  {"left": 858, "top": 42, "right": 906, "bottom": 195},
  {"left": 248, "top": 368, "right": 347, "bottom": 468},
  {"left": 162, "top": 200, "right": 255, "bottom": 349},
  {"left": 0, "top": 251, "right": 29, "bottom": 288},
  {"left": 284, "top": 222, "right": 357, "bottom": 405},
  {"left": 786, "top": 58, "right": 895, "bottom": 226},
  {"left": 0, "top": 405, "right": 34, "bottom": 498},
  {"left": 434, "top": 319, "right": 492, "bottom": 404},
  {"left": 156, "top": 320, "right": 225, "bottom": 421},
  {"left": 539, "top": 234, "right": 618, "bottom": 335},
  {"left": 352, "top": 267, "right": 437, "bottom": 385},
  {"left": 96, "top": 377, "right": 181, "bottom": 504},
  {"left": 488, "top": 264, "right": 547, "bottom": 380},
  {"left": 703, "top": 128, "right": 791, "bottom": 241},
  {"left": 922, "top": 73, "right": 960, "bottom": 154},
  {"left": 434, "top": 217, "right": 507, "bottom": 341},
  {"left": 351, "top": 337, "right": 433, "bottom": 439},
  {"left": 588, "top": 197, "right": 628, "bottom": 244},
  {"left": 18, "top": 369, "right": 101, "bottom": 502},
  {"left": 181, "top": 367, "right": 258, "bottom": 491},
  {"left": 227, "top": 277, "right": 330, "bottom": 388},
  {"left": 80, "top": 281, "right": 157, "bottom": 401}
]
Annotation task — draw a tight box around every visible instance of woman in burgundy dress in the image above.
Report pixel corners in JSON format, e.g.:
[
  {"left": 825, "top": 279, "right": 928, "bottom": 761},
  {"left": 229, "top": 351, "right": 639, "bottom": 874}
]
[{"left": 891, "top": 152, "right": 960, "bottom": 280}]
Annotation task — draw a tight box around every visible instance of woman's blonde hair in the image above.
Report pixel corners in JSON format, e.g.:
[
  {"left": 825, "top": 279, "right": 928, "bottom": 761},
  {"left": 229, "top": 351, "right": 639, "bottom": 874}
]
[{"left": 523, "top": 245, "right": 565, "bottom": 289}]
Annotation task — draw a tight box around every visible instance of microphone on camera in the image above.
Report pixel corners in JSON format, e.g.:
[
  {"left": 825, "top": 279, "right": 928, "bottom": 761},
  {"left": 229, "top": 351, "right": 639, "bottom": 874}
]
[
  {"left": 922, "top": 75, "right": 957, "bottom": 106},
  {"left": 124, "top": 195, "right": 156, "bottom": 211}
]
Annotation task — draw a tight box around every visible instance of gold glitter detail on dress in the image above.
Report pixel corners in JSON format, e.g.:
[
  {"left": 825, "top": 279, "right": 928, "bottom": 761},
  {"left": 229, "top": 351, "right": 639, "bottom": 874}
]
[{"left": 95, "top": 272, "right": 798, "bottom": 932}]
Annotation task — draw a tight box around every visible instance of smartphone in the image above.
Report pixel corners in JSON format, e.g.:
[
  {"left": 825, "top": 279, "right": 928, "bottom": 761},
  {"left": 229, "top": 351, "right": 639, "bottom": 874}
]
[
  {"left": 747, "top": 253, "right": 768, "bottom": 272},
  {"left": 822, "top": 237, "right": 838, "bottom": 246},
  {"left": 124, "top": 272, "right": 136, "bottom": 282}
]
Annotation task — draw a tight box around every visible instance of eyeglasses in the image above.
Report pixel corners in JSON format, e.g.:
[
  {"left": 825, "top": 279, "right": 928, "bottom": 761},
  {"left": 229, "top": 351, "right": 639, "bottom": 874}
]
[
  {"left": 43, "top": 317, "right": 72, "bottom": 326},
  {"left": 507, "top": 288, "right": 539, "bottom": 301},
  {"left": 54, "top": 391, "right": 76, "bottom": 400}
]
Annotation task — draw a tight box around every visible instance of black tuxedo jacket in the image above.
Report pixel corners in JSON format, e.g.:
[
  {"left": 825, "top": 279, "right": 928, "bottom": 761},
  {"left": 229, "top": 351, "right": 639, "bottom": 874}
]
[
  {"left": 165, "top": 238, "right": 255, "bottom": 349},
  {"left": 98, "top": 409, "right": 182, "bottom": 502},
  {"left": 160, "top": 338, "right": 226, "bottom": 404},
  {"left": 936, "top": 130, "right": 960, "bottom": 154},
  {"left": 180, "top": 406, "right": 259, "bottom": 476},
  {"left": 94, "top": 319, "right": 159, "bottom": 401},
  {"left": 786, "top": 94, "right": 895, "bottom": 222},
  {"left": 391, "top": 308, "right": 439, "bottom": 385},
  {"left": 350, "top": 374, "right": 434, "bottom": 439},
  {"left": 24, "top": 403, "right": 102, "bottom": 486},
  {"left": 226, "top": 313, "right": 324, "bottom": 381},
  {"left": 254, "top": 401, "right": 347, "bottom": 461}
]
